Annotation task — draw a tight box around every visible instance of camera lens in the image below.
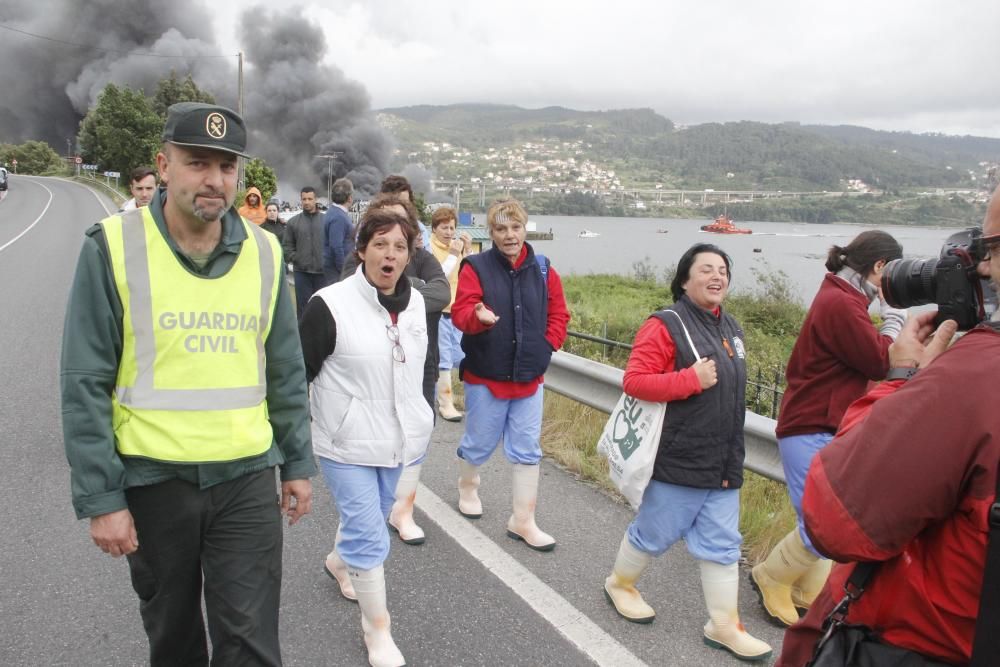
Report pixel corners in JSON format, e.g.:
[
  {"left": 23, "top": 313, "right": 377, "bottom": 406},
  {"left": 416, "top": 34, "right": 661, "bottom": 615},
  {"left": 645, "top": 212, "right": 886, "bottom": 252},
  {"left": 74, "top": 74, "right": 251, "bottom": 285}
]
[{"left": 881, "top": 257, "right": 938, "bottom": 308}]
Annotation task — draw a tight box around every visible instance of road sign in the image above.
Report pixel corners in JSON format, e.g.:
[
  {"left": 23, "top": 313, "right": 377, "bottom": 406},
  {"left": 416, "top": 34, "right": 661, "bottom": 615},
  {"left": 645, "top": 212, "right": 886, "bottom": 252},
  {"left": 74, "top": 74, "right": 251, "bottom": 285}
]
[
  {"left": 104, "top": 171, "right": 121, "bottom": 178},
  {"left": 75, "top": 156, "right": 82, "bottom": 165},
  {"left": 82, "top": 164, "right": 98, "bottom": 171}
]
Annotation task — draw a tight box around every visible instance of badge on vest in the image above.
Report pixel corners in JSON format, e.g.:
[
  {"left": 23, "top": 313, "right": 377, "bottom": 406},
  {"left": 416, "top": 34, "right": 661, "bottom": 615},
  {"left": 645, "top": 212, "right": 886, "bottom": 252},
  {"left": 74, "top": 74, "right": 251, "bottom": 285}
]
[{"left": 732, "top": 336, "right": 746, "bottom": 359}]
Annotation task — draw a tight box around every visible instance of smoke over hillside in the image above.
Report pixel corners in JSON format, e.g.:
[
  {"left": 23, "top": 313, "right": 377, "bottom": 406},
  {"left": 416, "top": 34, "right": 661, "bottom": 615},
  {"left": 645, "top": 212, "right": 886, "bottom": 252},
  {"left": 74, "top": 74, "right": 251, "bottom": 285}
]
[{"left": 0, "top": 0, "right": 392, "bottom": 194}]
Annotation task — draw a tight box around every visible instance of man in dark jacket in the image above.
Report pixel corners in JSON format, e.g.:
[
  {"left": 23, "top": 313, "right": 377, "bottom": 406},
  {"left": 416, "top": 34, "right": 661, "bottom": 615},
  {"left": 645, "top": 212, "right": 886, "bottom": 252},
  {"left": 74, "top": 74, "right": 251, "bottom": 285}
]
[
  {"left": 322, "top": 177, "right": 355, "bottom": 284},
  {"left": 283, "top": 186, "right": 326, "bottom": 314}
]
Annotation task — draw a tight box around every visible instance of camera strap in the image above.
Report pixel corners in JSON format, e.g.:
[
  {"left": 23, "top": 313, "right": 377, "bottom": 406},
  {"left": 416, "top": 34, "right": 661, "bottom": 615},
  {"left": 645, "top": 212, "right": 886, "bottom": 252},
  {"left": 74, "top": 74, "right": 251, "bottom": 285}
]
[{"left": 970, "top": 463, "right": 1000, "bottom": 666}]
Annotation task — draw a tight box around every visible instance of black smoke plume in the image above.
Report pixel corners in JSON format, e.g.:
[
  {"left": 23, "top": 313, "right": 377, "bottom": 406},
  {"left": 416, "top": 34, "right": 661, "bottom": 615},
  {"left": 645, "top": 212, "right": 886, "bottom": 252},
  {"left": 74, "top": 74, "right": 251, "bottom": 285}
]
[{"left": 0, "top": 1, "right": 391, "bottom": 195}]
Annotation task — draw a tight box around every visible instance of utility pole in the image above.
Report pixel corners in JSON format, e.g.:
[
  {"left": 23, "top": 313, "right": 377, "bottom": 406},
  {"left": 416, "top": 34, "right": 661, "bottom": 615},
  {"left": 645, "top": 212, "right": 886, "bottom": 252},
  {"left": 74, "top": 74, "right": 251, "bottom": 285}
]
[
  {"left": 237, "top": 51, "right": 245, "bottom": 190},
  {"left": 314, "top": 153, "right": 344, "bottom": 205}
]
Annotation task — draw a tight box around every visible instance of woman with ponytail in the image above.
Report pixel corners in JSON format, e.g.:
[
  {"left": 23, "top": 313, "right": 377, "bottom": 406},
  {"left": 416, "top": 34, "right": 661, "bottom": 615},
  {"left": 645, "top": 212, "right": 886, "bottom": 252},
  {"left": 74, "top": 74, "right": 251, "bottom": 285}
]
[{"left": 751, "top": 230, "right": 905, "bottom": 628}]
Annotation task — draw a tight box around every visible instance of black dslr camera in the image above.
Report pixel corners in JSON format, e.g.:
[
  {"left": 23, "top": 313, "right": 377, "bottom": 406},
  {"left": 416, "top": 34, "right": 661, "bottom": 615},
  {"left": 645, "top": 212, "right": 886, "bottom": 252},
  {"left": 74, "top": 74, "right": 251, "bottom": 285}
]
[{"left": 881, "top": 228, "right": 993, "bottom": 330}]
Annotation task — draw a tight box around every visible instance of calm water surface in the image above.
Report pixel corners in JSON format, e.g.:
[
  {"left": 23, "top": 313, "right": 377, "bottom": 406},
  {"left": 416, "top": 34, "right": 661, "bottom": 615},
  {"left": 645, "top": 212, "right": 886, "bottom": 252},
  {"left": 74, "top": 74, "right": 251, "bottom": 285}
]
[{"left": 526, "top": 215, "right": 967, "bottom": 305}]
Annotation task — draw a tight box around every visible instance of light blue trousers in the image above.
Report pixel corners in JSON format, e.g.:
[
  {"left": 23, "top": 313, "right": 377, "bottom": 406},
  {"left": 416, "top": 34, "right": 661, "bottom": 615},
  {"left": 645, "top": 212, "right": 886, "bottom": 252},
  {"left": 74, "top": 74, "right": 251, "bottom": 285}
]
[
  {"left": 319, "top": 457, "right": 403, "bottom": 570},
  {"left": 627, "top": 480, "right": 742, "bottom": 565},
  {"left": 457, "top": 383, "right": 543, "bottom": 466},
  {"left": 778, "top": 432, "right": 833, "bottom": 557},
  {"left": 438, "top": 316, "right": 465, "bottom": 371}
]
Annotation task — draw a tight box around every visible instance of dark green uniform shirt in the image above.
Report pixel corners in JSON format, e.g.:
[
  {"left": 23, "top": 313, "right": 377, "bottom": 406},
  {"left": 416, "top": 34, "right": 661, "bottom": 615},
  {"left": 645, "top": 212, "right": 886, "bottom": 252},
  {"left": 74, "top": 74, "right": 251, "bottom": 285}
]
[{"left": 61, "top": 188, "right": 315, "bottom": 519}]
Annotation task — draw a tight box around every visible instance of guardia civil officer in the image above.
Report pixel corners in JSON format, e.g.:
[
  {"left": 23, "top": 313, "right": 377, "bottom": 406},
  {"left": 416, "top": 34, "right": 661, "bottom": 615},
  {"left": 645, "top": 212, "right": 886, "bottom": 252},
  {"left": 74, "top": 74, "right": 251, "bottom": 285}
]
[{"left": 61, "top": 102, "right": 315, "bottom": 666}]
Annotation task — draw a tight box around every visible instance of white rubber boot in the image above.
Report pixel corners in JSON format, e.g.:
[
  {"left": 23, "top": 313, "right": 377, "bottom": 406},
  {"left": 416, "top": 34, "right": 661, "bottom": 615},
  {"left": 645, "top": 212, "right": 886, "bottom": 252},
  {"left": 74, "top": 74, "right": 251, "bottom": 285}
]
[
  {"left": 506, "top": 463, "right": 556, "bottom": 551},
  {"left": 791, "top": 556, "right": 832, "bottom": 611},
  {"left": 457, "top": 458, "right": 483, "bottom": 519},
  {"left": 437, "top": 370, "right": 463, "bottom": 422},
  {"left": 750, "top": 528, "right": 817, "bottom": 626},
  {"left": 324, "top": 527, "right": 357, "bottom": 601},
  {"left": 350, "top": 566, "right": 405, "bottom": 667},
  {"left": 603, "top": 534, "right": 656, "bottom": 623},
  {"left": 388, "top": 464, "right": 425, "bottom": 545},
  {"left": 700, "top": 560, "right": 772, "bottom": 662}
]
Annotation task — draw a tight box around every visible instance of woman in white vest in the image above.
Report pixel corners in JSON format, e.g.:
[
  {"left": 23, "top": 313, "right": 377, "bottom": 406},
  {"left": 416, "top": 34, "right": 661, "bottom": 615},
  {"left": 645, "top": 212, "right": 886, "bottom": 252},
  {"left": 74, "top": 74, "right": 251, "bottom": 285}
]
[{"left": 299, "top": 207, "right": 434, "bottom": 667}]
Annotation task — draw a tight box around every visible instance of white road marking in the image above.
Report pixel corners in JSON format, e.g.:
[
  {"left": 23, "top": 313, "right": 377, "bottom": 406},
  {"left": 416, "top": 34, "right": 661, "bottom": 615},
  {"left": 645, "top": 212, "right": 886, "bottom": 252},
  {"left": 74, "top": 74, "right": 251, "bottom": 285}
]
[
  {"left": 415, "top": 483, "right": 649, "bottom": 667},
  {"left": 0, "top": 178, "right": 54, "bottom": 253}
]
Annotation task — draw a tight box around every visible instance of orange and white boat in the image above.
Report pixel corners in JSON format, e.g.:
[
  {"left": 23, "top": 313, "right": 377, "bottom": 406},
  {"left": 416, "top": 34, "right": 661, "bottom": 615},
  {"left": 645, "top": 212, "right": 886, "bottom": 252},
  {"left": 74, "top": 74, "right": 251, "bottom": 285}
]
[{"left": 701, "top": 215, "right": 752, "bottom": 234}]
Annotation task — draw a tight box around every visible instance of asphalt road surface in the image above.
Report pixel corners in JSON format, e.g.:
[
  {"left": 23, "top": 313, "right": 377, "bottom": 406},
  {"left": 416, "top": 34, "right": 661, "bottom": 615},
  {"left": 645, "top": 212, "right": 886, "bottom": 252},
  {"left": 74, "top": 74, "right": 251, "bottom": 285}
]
[{"left": 0, "top": 175, "right": 787, "bottom": 666}]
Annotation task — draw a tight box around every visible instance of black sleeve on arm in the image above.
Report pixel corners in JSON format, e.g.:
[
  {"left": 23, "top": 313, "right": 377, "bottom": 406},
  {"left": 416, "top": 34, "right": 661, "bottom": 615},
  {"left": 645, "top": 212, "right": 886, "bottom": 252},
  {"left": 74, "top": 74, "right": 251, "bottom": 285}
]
[{"left": 298, "top": 297, "right": 337, "bottom": 383}]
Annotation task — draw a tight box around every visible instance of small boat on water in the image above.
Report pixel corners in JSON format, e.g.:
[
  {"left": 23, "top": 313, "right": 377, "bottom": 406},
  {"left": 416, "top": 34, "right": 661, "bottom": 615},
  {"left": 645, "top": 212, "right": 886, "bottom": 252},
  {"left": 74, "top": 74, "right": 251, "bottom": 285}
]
[
  {"left": 701, "top": 215, "right": 752, "bottom": 235},
  {"left": 656, "top": 229, "right": 670, "bottom": 234},
  {"left": 578, "top": 229, "right": 601, "bottom": 238}
]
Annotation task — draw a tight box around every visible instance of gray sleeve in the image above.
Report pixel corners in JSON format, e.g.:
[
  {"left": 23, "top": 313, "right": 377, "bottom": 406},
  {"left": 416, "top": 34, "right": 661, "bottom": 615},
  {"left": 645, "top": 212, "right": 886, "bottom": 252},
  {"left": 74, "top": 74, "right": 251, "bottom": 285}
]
[{"left": 413, "top": 249, "right": 450, "bottom": 313}]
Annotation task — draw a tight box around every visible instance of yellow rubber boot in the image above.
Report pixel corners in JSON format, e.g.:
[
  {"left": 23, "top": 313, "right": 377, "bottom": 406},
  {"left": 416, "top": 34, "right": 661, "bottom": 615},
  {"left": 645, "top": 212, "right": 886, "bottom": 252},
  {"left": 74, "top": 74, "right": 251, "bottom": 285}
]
[
  {"left": 791, "top": 556, "right": 832, "bottom": 611},
  {"left": 603, "top": 535, "right": 656, "bottom": 623},
  {"left": 750, "top": 528, "right": 816, "bottom": 627},
  {"left": 701, "top": 560, "right": 773, "bottom": 662}
]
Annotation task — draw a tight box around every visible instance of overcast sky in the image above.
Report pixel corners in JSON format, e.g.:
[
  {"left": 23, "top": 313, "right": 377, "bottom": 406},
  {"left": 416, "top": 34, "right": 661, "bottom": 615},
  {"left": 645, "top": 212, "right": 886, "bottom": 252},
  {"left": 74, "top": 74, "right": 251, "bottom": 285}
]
[{"left": 213, "top": 1, "right": 1000, "bottom": 137}]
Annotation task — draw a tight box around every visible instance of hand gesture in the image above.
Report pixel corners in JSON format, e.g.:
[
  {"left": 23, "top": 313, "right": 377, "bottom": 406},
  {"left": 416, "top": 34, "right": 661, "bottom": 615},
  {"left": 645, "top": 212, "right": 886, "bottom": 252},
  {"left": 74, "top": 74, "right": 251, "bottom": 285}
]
[
  {"left": 459, "top": 232, "right": 473, "bottom": 254},
  {"left": 889, "top": 311, "right": 958, "bottom": 370},
  {"left": 693, "top": 357, "right": 717, "bottom": 389},
  {"left": 449, "top": 238, "right": 465, "bottom": 256},
  {"left": 475, "top": 302, "right": 498, "bottom": 326}
]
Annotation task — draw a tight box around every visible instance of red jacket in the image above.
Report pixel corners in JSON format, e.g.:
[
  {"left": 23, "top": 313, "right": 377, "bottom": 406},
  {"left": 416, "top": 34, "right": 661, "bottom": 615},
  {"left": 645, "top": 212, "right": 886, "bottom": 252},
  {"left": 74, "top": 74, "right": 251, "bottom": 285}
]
[
  {"left": 776, "top": 325, "right": 1000, "bottom": 666},
  {"left": 451, "top": 245, "right": 569, "bottom": 399},
  {"left": 775, "top": 273, "right": 892, "bottom": 438}
]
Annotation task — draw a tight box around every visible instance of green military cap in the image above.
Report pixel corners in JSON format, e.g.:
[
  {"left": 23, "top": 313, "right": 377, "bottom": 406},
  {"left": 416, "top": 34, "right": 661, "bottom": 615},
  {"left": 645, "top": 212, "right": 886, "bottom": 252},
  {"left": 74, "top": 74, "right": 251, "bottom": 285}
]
[{"left": 162, "top": 102, "right": 250, "bottom": 158}]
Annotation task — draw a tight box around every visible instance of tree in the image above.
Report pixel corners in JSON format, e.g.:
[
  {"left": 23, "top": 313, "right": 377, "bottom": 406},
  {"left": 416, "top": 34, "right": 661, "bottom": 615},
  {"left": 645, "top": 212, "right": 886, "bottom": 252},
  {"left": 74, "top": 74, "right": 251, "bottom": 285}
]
[
  {"left": 0, "top": 140, "right": 64, "bottom": 174},
  {"left": 412, "top": 192, "right": 432, "bottom": 224},
  {"left": 152, "top": 71, "right": 216, "bottom": 119},
  {"left": 244, "top": 158, "right": 277, "bottom": 203},
  {"left": 78, "top": 84, "right": 161, "bottom": 179}
]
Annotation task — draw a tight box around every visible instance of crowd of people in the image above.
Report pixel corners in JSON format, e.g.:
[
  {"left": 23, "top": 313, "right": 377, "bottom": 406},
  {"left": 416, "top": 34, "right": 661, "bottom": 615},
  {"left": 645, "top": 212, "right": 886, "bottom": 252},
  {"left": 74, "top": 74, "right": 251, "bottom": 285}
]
[{"left": 60, "top": 102, "right": 997, "bottom": 667}]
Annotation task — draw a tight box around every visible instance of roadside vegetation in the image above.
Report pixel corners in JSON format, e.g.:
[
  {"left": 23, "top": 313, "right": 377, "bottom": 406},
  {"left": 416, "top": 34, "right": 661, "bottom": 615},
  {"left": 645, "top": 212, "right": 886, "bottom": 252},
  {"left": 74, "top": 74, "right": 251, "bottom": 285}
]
[{"left": 540, "top": 266, "right": 808, "bottom": 561}]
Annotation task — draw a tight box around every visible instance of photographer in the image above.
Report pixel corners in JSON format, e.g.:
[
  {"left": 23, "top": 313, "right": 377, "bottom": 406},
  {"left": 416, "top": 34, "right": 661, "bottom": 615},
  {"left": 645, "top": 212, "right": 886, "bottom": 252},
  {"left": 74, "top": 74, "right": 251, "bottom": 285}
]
[{"left": 776, "top": 194, "right": 1000, "bottom": 665}]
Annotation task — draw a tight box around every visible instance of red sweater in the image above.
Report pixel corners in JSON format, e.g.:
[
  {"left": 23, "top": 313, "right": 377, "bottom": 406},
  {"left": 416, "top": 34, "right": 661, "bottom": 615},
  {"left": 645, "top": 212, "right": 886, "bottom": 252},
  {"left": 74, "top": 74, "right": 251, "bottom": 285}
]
[
  {"left": 622, "top": 316, "right": 706, "bottom": 402},
  {"left": 775, "top": 273, "right": 892, "bottom": 438},
  {"left": 451, "top": 246, "right": 570, "bottom": 399},
  {"left": 776, "top": 326, "right": 1000, "bottom": 666}
]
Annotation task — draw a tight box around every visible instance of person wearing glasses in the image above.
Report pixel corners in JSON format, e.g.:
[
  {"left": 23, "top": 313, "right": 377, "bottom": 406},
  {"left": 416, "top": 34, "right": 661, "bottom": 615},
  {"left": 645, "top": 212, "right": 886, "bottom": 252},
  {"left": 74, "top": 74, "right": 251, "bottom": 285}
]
[
  {"left": 299, "top": 207, "right": 434, "bottom": 667},
  {"left": 752, "top": 231, "right": 904, "bottom": 628}
]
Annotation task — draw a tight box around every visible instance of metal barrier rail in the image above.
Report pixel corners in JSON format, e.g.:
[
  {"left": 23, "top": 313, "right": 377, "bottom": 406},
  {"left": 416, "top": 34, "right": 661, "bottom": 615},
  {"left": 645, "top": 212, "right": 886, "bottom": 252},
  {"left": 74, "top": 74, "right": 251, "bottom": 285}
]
[{"left": 543, "top": 350, "right": 786, "bottom": 484}]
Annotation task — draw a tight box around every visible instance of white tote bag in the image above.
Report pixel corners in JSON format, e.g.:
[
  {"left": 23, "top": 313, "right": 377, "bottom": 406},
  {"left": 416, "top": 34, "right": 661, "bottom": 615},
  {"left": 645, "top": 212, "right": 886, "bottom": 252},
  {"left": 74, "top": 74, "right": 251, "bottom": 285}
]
[{"left": 597, "top": 310, "right": 701, "bottom": 509}]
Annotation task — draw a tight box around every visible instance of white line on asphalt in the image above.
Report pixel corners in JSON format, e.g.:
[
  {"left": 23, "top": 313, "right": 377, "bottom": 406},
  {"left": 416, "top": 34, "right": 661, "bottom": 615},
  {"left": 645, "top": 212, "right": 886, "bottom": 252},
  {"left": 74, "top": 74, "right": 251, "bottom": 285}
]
[
  {"left": 0, "top": 178, "right": 54, "bottom": 254},
  {"left": 415, "top": 483, "right": 649, "bottom": 667}
]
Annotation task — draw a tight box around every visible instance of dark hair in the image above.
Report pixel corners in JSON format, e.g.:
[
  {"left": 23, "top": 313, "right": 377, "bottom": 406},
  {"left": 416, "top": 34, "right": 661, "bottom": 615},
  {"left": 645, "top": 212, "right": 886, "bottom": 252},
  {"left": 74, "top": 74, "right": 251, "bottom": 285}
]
[
  {"left": 130, "top": 166, "right": 156, "bottom": 183},
  {"left": 300, "top": 186, "right": 316, "bottom": 196},
  {"left": 356, "top": 208, "right": 417, "bottom": 259},
  {"left": 670, "top": 243, "right": 733, "bottom": 302},
  {"left": 331, "top": 178, "right": 353, "bottom": 205},
  {"left": 265, "top": 202, "right": 279, "bottom": 213},
  {"left": 380, "top": 175, "right": 414, "bottom": 202},
  {"left": 367, "top": 193, "right": 419, "bottom": 226},
  {"left": 825, "top": 230, "right": 902, "bottom": 275}
]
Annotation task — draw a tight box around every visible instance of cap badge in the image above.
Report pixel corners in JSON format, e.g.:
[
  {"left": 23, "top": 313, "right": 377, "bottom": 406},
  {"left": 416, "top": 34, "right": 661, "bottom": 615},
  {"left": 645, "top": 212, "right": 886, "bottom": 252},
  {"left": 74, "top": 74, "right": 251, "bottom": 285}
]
[{"left": 206, "top": 112, "right": 227, "bottom": 139}]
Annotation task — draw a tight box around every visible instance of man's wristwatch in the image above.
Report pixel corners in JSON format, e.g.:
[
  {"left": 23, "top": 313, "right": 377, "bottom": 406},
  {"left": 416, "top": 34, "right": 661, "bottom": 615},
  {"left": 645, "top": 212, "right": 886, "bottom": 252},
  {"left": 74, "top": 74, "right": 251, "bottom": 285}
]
[{"left": 885, "top": 366, "right": 919, "bottom": 381}]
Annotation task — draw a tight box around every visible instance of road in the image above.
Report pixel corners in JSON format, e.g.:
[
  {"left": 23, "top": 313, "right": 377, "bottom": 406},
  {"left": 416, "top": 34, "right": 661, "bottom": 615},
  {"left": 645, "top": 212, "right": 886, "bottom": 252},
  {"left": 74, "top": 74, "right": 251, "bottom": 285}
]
[{"left": 0, "top": 175, "right": 787, "bottom": 666}]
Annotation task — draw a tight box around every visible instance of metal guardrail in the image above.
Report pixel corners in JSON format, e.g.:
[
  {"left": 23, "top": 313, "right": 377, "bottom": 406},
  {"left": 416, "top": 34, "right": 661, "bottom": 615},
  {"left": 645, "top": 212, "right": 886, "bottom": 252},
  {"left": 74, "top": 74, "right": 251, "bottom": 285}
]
[{"left": 543, "top": 350, "right": 786, "bottom": 484}]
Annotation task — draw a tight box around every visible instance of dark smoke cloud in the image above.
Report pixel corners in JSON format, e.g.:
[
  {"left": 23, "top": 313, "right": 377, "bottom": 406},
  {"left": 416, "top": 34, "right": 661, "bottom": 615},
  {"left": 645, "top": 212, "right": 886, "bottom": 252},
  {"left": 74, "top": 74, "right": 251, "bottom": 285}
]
[
  {"left": 240, "top": 8, "right": 392, "bottom": 195},
  {"left": 0, "top": 1, "right": 392, "bottom": 195}
]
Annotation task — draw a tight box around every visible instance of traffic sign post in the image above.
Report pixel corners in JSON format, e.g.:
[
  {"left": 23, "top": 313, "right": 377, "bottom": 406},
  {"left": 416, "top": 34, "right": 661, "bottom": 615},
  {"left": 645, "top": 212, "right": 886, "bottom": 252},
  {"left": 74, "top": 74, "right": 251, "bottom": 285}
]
[
  {"left": 75, "top": 155, "right": 82, "bottom": 176},
  {"left": 11, "top": 159, "right": 17, "bottom": 174}
]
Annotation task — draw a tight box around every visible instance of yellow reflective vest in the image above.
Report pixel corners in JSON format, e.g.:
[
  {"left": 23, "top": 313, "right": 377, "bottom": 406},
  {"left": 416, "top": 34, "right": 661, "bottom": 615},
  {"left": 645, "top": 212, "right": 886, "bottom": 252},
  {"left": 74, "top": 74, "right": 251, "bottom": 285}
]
[{"left": 101, "top": 208, "right": 282, "bottom": 463}]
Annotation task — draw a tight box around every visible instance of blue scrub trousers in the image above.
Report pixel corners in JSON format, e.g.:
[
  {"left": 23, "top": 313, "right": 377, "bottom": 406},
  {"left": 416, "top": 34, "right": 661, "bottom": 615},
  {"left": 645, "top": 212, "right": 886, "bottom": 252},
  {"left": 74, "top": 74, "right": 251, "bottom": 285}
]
[
  {"left": 457, "top": 383, "right": 543, "bottom": 466},
  {"left": 627, "top": 479, "right": 742, "bottom": 565},
  {"left": 778, "top": 432, "right": 833, "bottom": 556},
  {"left": 437, "top": 315, "right": 465, "bottom": 371},
  {"left": 319, "top": 457, "right": 404, "bottom": 570}
]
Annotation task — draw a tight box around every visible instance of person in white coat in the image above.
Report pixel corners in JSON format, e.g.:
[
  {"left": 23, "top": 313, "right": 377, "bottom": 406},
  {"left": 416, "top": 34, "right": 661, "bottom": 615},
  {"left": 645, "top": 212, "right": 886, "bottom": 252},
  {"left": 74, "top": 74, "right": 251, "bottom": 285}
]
[{"left": 299, "top": 207, "right": 434, "bottom": 667}]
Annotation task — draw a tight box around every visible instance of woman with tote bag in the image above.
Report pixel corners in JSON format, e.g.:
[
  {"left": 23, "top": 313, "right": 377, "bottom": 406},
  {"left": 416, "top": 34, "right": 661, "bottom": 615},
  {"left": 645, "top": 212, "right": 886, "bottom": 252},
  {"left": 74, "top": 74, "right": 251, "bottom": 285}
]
[{"left": 601, "top": 243, "right": 772, "bottom": 663}]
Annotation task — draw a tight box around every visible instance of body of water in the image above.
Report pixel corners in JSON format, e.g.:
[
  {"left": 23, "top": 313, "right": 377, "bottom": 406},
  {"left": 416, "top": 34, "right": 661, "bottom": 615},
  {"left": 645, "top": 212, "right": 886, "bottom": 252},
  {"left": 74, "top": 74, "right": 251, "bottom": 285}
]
[{"left": 526, "top": 215, "right": 970, "bottom": 305}]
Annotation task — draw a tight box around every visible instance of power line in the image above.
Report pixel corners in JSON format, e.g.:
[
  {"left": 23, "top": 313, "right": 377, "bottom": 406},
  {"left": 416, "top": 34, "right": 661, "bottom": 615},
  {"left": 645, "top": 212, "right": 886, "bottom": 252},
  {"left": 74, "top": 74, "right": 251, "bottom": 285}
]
[{"left": 0, "top": 23, "right": 237, "bottom": 59}]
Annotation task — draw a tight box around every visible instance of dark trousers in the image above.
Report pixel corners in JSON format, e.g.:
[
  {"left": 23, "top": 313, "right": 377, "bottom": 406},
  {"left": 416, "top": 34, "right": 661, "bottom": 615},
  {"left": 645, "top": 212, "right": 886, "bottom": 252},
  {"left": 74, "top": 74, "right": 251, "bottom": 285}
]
[
  {"left": 293, "top": 270, "right": 328, "bottom": 316},
  {"left": 125, "top": 469, "right": 283, "bottom": 667}
]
